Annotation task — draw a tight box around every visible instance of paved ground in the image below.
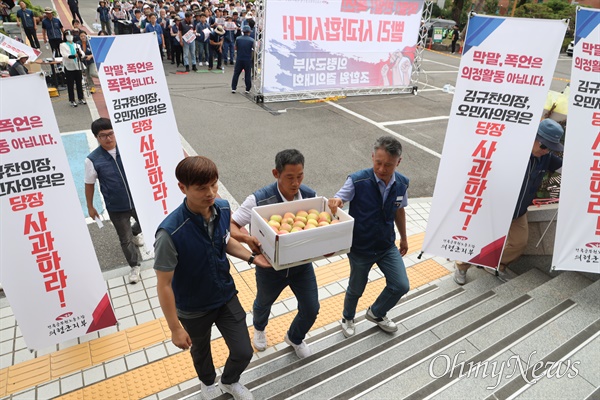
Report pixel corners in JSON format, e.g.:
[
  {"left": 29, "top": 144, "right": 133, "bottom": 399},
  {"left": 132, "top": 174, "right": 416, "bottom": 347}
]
[{"left": 5, "top": 0, "right": 574, "bottom": 274}]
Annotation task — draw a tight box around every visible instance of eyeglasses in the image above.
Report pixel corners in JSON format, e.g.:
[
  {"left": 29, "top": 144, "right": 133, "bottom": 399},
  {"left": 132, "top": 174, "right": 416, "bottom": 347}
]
[{"left": 98, "top": 132, "right": 115, "bottom": 140}]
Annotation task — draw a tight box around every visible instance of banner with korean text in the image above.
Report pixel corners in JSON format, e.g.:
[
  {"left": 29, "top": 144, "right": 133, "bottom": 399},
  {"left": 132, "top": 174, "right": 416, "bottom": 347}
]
[
  {"left": 422, "top": 16, "right": 566, "bottom": 268},
  {"left": 0, "top": 32, "right": 42, "bottom": 61},
  {"left": 0, "top": 74, "right": 116, "bottom": 350},
  {"left": 262, "top": 0, "right": 424, "bottom": 93},
  {"left": 553, "top": 8, "right": 600, "bottom": 274},
  {"left": 89, "top": 33, "right": 184, "bottom": 239}
]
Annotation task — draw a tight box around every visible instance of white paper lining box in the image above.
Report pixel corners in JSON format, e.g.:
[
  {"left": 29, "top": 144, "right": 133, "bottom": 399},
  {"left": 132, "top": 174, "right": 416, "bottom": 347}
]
[{"left": 250, "top": 197, "right": 354, "bottom": 271}]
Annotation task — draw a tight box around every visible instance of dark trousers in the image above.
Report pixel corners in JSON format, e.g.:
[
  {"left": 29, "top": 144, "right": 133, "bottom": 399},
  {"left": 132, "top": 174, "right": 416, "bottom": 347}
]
[
  {"left": 49, "top": 38, "right": 61, "bottom": 57},
  {"left": 231, "top": 59, "right": 252, "bottom": 91},
  {"left": 65, "top": 68, "right": 84, "bottom": 102},
  {"left": 179, "top": 296, "right": 253, "bottom": 386},
  {"left": 24, "top": 26, "right": 40, "bottom": 49},
  {"left": 223, "top": 40, "right": 234, "bottom": 63},
  {"left": 100, "top": 20, "right": 112, "bottom": 34},
  {"left": 164, "top": 36, "right": 172, "bottom": 59},
  {"left": 70, "top": 6, "right": 83, "bottom": 24},
  {"left": 172, "top": 45, "right": 183, "bottom": 66},
  {"left": 209, "top": 45, "right": 222, "bottom": 69},
  {"left": 107, "top": 209, "right": 142, "bottom": 267},
  {"left": 451, "top": 40, "right": 458, "bottom": 53},
  {"left": 253, "top": 263, "right": 319, "bottom": 345}
]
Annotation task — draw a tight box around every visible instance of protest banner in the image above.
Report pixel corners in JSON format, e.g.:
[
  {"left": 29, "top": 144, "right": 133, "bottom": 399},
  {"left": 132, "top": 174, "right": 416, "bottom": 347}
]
[
  {"left": 422, "top": 16, "right": 566, "bottom": 268},
  {"left": 0, "top": 32, "right": 42, "bottom": 61},
  {"left": 261, "top": 0, "right": 424, "bottom": 93},
  {"left": 553, "top": 8, "right": 600, "bottom": 274},
  {"left": 89, "top": 33, "right": 184, "bottom": 240},
  {"left": 0, "top": 74, "right": 116, "bottom": 350}
]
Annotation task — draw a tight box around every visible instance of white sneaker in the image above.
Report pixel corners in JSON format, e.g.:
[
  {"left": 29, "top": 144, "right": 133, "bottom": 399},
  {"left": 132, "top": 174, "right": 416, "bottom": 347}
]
[
  {"left": 205, "top": 61, "right": 209, "bottom": 66},
  {"left": 132, "top": 233, "right": 144, "bottom": 247},
  {"left": 454, "top": 263, "right": 467, "bottom": 285},
  {"left": 128, "top": 266, "right": 141, "bottom": 284},
  {"left": 284, "top": 333, "right": 311, "bottom": 359},
  {"left": 220, "top": 381, "right": 253, "bottom": 400},
  {"left": 365, "top": 307, "right": 397, "bottom": 333},
  {"left": 200, "top": 381, "right": 221, "bottom": 400},
  {"left": 253, "top": 330, "right": 267, "bottom": 351},
  {"left": 340, "top": 318, "right": 355, "bottom": 338}
]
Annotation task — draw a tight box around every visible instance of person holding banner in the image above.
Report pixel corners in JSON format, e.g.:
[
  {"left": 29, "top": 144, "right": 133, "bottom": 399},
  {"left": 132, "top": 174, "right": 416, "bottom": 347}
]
[
  {"left": 86, "top": 118, "right": 146, "bottom": 284},
  {"left": 155, "top": 156, "right": 267, "bottom": 400},
  {"left": 454, "top": 119, "right": 565, "bottom": 285},
  {"left": 328, "top": 136, "right": 410, "bottom": 338},
  {"left": 180, "top": 11, "right": 197, "bottom": 72},
  {"left": 230, "top": 150, "right": 320, "bottom": 359}
]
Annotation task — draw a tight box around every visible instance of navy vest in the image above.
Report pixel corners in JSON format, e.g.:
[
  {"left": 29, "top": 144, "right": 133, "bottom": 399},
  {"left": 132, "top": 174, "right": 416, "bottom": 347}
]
[
  {"left": 157, "top": 198, "right": 235, "bottom": 312},
  {"left": 253, "top": 182, "right": 316, "bottom": 206},
  {"left": 87, "top": 146, "right": 134, "bottom": 212},
  {"left": 348, "top": 169, "right": 409, "bottom": 256}
]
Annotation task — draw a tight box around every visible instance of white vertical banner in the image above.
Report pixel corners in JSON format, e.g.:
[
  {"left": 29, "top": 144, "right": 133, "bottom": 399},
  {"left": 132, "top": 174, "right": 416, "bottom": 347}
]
[
  {"left": 422, "top": 16, "right": 566, "bottom": 268},
  {"left": 553, "top": 8, "right": 600, "bottom": 274},
  {"left": 89, "top": 33, "right": 184, "bottom": 239},
  {"left": 0, "top": 74, "right": 117, "bottom": 351}
]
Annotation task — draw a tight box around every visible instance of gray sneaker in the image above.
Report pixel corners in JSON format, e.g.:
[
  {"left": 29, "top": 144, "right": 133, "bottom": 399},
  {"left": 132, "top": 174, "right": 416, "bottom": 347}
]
[
  {"left": 200, "top": 381, "right": 221, "bottom": 400},
  {"left": 340, "top": 318, "right": 355, "bottom": 338},
  {"left": 365, "top": 307, "right": 397, "bottom": 333},
  {"left": 220, "top": 381, "right": 253, "bottom": 400},
  {"left": 284, "top": 333, "right": 312, "bottom": 359},
  {"left": 454, "top": 264, "right": 467, "bottom": 285},
  {"left": 132, "top": 233, "right": 144, "bottom": 247},
  {"left": 253, "top": 329, "right": 267, "bottom": 351}
]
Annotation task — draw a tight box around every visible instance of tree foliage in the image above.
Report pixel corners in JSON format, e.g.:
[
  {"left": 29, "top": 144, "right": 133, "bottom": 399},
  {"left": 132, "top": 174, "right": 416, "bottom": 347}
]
[
  {"left": 483, "top": 0, "right": 499, "bottom": 15},
  {"left": 513, "top": 0, "right": 576, "bottom": 34}
]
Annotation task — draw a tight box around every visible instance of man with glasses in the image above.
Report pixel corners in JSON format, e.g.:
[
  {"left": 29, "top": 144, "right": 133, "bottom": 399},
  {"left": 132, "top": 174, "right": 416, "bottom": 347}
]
[
  {"left": 85, "top": 118, "right": 145, "bottom": 284},
  {"left": 454, "top": 118, "right": 565, "bottom": 284}
]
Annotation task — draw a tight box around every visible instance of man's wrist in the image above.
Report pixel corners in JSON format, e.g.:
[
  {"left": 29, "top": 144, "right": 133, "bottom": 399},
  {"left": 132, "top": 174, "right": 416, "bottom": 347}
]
[{"left": 247, "top": 253, "right": 256, "bottom": 265}]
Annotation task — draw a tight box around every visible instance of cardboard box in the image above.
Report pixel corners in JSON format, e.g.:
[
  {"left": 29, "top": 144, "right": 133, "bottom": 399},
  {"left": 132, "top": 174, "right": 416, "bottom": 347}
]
[{"left": 250, "top": 197, "right": 354, "bottom": 270}]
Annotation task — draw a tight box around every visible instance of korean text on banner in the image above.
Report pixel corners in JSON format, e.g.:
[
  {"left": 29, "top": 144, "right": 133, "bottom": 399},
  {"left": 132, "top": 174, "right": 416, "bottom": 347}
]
[
  {"left": 89, "top": 33, "right": 184, "bottom": 239},
  {"left": 262, "top": 0, "right": 424, "bottom": 93},
  {"left": 0, "top": 32, "right": 42, "bottom": 61},
  {"left": 422, "top": 16, "right": 566, "bottom": 268},
  {"left": 0, "top": 74, "right": 116, "bottom": 351},
  {"left": 553, "top": 8, "right": 600, "bottom": 274}
]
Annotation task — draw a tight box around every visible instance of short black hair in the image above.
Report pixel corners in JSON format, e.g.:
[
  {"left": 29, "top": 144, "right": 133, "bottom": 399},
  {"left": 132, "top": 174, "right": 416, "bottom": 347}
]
[
  {"left": 275, "top": 149, "right": 304, "bottom": 173},
  {"left": 248, "top": 19, "right": 255, "bottom": 29},
  {"left": 91, "top": 117, "right": 112, "bottom": 137},
  {"left": 373, "top": 136, "right": 402, "bottom": 158},
  {"left": 176, "top": 156, "right": 219, "bottom": 187}
]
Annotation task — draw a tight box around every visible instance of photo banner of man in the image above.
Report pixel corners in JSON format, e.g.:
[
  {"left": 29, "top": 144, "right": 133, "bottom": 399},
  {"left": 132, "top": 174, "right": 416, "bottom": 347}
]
[
  {"left": 0, "top": 74, "right": 117, "bottom": 350},
  {"left": 89, "top": 33, "right": 184, "bottom": 239},
  {"left": 552, "top": 8, "right": 600, "bottom": 274},
  {"left": 261, "top": 0, "right": 424, "bottom": 93},
  {"left": 422, "top": 16, "right": 566, "bottom": 268}
]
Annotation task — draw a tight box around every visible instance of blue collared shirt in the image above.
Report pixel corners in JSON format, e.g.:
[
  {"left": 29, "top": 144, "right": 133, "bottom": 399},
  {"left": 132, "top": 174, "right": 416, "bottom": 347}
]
[{"left": 335, "top": 173, "right": 408, "bottom": 207}]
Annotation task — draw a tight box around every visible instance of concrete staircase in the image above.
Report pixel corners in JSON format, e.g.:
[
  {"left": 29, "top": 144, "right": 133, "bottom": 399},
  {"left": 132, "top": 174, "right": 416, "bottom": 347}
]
[{"left": 166, "top": 267, "right": 600, "bottom": 400}]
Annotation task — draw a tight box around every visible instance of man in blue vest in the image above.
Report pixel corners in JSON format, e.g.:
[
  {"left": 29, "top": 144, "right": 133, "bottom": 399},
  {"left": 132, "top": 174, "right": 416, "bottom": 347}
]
[
  {"left": 155, "top": 156, "right": 268, "bottom": 400},
  {"left": 16, "top": 1, "right": 40, "bottom": 49},
  {"left": 231, "top": 149, "right": 320, "bottom": 359},
  {"left": 329, "top": 136, "right": 410, "bottom": 337},
  {"left": 85, "top": 118, "right": 145, "bottom": 284}
]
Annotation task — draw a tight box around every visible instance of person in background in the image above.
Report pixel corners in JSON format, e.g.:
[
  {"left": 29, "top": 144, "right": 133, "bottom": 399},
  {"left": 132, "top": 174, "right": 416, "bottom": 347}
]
[
  {"left": 42, "top": 7, "right": 64, "bottom": 57},
  {"left": 329, "top": 136, "right": 411, "bottom": 338},
  {"left": 96, "top": 0, "right": 112, "bottom": 35},
  {"left": 170, "top": 15, "right": 183, "bottom": 67},
  {"left": 454, "top": 119, "right": 565, "bottom": 284},
  {"left": 110, "top": 3, "right": 129, "bottom": 35},
  {"left": 155, "top": 156, "right": 268, "bottom": 400},
  {"left": 159, "top": 9, "right": 172, "bottom": 61},
  {"left": 60, "top": 30, "right": 86, "bottom": 107},
  {"left": 194, "top": 11, "right": 209, "bottom": 66},
  {"left": 71, "top": 19, "right": 83, "bottom": 43},
  {"left": 9, "top": 52, "right": 29, "bottom": 76},
  {"left": 208, "top": 24, "right": 224, "bottom": 70},
  {"left": 131, "top": 9, "right": 142, "bottom": 34},
  {"left": 79, "top": 31, "right": 96, "bottom": 93},
  {"left": 222, "top": 15, "right": 236, "bottom": 65},
  {"left": 451, "top": 24, "right": 460, "bottom": 54},
  {"left": 230, "top": 25, "right": 253, "bottom": 94},
  {"left": 86, "top": 117, "right": 146, "bottom": 284},
  {"left": 16, "top": 1, "right": 40, "bottom": 49},
  {"left": 180, "top": 11, "right": 197, "bottom": 72},
  {"left": 68, "top": 0, "right": 84, "bottom": 25},
  {"left": 145, "top": 13, "right": 166, "bottom": 59}
]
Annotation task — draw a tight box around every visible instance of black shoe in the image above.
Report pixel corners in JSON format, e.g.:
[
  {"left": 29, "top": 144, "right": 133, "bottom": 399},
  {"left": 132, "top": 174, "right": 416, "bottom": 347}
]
[
  {"left": 192, "top": 65, "right": 197, "bottom": 71},
  {"left": 171, "top": 61, "right": 175, "bottom": 65},
  {"left": 185, "top": 65, "right": 190, "bottom": 72}
]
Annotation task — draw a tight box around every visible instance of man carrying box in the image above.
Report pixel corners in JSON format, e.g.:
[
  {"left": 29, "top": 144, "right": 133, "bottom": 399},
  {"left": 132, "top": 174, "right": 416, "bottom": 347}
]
[
  {"left": 328, "top": 136, "right": 410, "bottom": 338},
  {"left": 154, "top": 156, "right": 269, "bottom": 400},
  {"left": 231, "top": 149, "right": 320, "bottom": 359}
]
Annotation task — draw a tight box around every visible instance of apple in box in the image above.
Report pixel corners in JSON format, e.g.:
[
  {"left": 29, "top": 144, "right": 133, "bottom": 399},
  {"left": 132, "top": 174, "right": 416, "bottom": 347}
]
[{"left": 249, "top": 197, "right": 354, "bottom": 270}]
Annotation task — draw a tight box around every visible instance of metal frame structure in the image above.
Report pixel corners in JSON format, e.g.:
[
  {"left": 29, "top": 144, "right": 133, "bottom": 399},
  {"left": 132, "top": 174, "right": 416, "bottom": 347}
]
[{"left": 251, "top": 1, "right": 434, "bottom": 104}]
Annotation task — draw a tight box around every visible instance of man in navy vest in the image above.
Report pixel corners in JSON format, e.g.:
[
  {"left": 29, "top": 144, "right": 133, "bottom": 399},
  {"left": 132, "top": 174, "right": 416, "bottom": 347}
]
[
  {"left": 329, "top": 136, "right": 410, "bottom": 337},
  {"left": 85, "top": 118, "right": 145, "bottom": 284},
  {"left": 155, "top": 156, "right": 268, "bottom": 400},
  {"left": 231, "top": 149, "right": 320, "bottom": 359}
]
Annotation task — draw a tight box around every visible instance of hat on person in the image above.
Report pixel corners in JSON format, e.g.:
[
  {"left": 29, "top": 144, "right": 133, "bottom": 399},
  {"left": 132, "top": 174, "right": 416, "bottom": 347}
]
[
  {"left": 214, "top": 25, "right": 225, "bottom": 35},
  {"left": 246, "top": 11, "right": 252, "bottom": 18},
  {"left": 44, "top": 7, "right": 53, "bottom": 13},
  {"left": 536, "top": 119, "right": 564, "bottom": 152},
  {"left": 17, "top": 52, "right": 29, "bottom": 60},
  {"left": 174, "top": 14, "right": 181, "bottom": 20},
  {"left": 242, "top": 25, "right": 251, "bottom": 33}
]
